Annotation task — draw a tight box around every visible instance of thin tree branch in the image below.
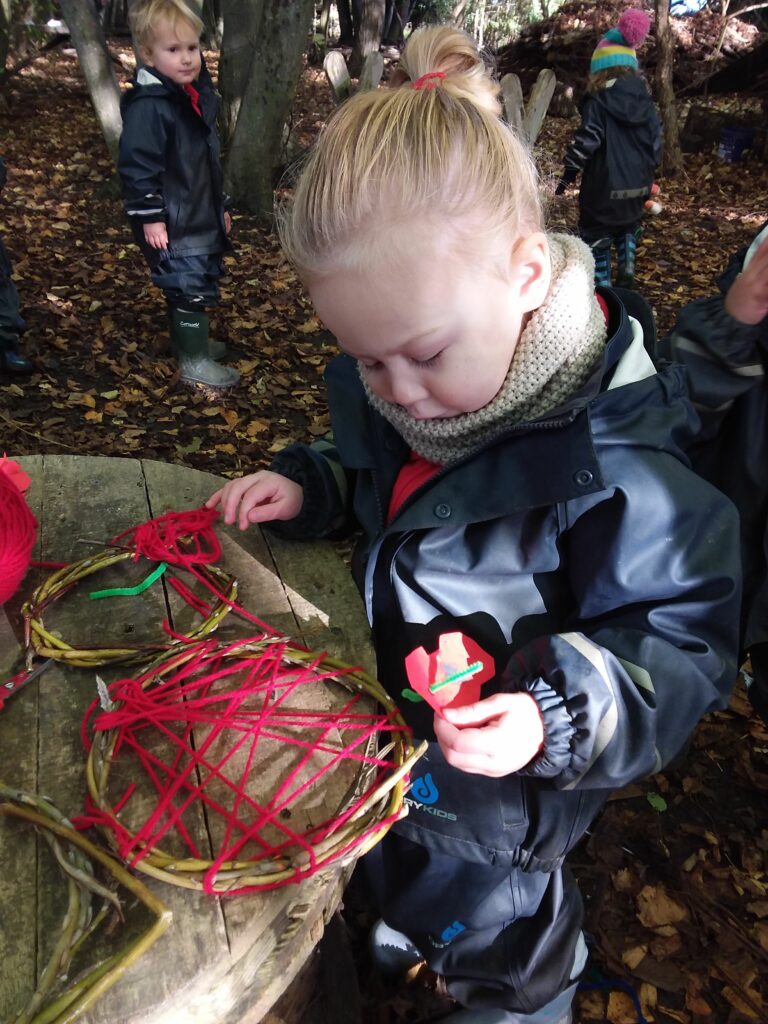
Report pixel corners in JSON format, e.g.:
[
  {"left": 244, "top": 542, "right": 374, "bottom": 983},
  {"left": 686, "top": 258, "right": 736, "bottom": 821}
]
[{"left": 727, "top": 1, "right": 768, "bottom": 16}]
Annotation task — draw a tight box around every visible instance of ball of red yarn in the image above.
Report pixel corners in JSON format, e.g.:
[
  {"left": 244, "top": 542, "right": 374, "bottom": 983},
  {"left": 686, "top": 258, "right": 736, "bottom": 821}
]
[
  {"left": 0, "top": 470, "right": 37, "bottom": 604},
  {"left": 617, "top": 9, "right": 651, "bottom": 48}
]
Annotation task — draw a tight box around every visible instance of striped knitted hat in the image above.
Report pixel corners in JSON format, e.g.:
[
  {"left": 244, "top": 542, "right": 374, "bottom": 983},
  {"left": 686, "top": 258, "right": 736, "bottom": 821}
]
[{"left": 590, "top": 9, "right": 651, "bottom": 75}]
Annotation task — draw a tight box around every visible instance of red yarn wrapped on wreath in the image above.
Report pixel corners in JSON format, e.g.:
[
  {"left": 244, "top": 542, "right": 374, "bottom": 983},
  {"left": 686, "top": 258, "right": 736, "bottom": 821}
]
[{"left": 0, "top": 454, "right": 37, "bottom": 604}]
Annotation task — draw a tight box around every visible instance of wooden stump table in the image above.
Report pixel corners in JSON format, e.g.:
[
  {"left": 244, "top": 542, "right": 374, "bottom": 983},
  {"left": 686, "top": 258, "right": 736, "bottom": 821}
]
[{"left": 0, "top": 455, "right": 377, "bottom": 1024}]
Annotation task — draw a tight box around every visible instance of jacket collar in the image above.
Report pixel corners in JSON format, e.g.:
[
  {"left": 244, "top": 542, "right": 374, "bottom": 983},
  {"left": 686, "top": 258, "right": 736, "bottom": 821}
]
[{"left": 131, "top": 57, "right": 213, "bottom": 99}]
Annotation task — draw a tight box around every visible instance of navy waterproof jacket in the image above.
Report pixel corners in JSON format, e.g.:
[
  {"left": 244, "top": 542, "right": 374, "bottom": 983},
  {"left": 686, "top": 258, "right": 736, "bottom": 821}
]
[
  {"left": 117, "top": 60, "right": 230, "bottom": 263},
  {"left": 270, "top": 289, "right": 741, "bottom": 870},
  {"left": 660, "top": 224, "right": 768, "bottom": 654},
  {"left": 563, "top": 76, "right": 662, "bottom": 233}
]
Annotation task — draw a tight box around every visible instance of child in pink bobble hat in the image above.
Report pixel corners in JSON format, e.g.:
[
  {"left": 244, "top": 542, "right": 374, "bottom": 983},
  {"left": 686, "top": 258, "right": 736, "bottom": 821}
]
[{"left": 556, "top": 7, "right": 661, "bottom": 289}]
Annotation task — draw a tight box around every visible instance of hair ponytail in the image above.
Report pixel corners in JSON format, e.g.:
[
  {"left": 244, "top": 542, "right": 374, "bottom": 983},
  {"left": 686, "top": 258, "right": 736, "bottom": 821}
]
[
  {"left": 389, "top": 26, "right": 501, "bottom": 117},
  {"left": 279, "top": 26, "right": 542, "bottom": 278}
]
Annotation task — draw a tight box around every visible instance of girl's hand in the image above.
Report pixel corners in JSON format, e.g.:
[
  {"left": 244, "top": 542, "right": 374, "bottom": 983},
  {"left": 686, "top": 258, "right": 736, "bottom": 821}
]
[
  {"left": 143, "top": 221, "right": 168, "bottom": 249},
  {"left": 224, "top": 211, "right": 232, "bottom": 235},
  {"left": 433, "top": 692, "right": 544, "bottom": 777},
  {"left": 206, "top": 471, "right": 304, "bottom": 530},
  {"left": 725, "top": 236, "right": 768, "bottom": 325}
]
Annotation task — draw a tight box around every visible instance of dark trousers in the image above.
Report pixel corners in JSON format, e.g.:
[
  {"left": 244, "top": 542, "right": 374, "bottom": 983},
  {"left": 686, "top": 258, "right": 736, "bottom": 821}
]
[
  {"left": 147, "top": 252, "right": 224, "bottom": 311},
  {"left": 0, "top": 237, "right": 26, "bottom": 344},
  {"left": 363, "top": 831, "right": 584, "bottom": 1017},
  {"left": 577, "top": 221, "right": 641, "bottom": 247}
]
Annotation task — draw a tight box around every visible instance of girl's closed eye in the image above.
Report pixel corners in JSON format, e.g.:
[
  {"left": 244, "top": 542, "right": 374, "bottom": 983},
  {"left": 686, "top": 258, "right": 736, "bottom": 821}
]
[{"left": 411, "top": 352, "right": 442, "bottom": 368}]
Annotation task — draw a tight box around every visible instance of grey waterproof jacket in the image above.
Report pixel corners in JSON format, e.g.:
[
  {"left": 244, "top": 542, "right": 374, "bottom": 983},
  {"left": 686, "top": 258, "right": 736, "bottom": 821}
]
[
  {"left": 660, "top": 224, "right": 768, "bottom": 654},
  {"left": 271, "top": 288, "right": 741, "bottom": 869}
]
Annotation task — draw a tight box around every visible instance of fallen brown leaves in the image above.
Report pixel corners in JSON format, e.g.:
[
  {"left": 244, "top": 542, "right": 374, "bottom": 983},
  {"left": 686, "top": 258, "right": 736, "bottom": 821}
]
[
  {"left": 569, "top": 682, "right": 768, "bottom": 1023},
  {"left": 0, "top": 45, "right": 337, "bottom": 480}
]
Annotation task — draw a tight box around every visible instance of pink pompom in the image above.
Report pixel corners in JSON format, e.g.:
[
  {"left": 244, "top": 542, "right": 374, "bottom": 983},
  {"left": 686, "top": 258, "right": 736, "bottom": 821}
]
[
  {"left": 0, "top": 470, "right": 37, "bottom": 604},
  {"left": 618, "top": 9, "right": 651, "bottom": 47}
]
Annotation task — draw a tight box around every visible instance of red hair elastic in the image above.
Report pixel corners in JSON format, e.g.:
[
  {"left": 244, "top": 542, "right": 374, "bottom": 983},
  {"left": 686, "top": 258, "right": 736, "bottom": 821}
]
[{"left": 412, "top": 71, "right": 445, "bottom": 90}]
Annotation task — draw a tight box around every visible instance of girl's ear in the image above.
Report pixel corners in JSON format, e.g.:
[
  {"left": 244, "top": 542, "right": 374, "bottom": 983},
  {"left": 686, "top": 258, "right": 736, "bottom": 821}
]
[{"left": 511, "top": 232, "right": 551, "bottom": 313}]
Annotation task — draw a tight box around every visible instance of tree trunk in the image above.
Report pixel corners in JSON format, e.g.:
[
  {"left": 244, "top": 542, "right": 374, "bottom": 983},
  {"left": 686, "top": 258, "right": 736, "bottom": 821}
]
[
  {"left": 452, "top": 0, "right": 470, "bottom": 27},
  {"left": 221, "top": 0, "right": 314, "bottom": 223},
  {"left": 337, "top": 0, "right": 361, "bottom": 46},
  {"left": 350, "top": 0, "right": 385, "bottom": 75},
  {"left": 654, "top": 0, "right": 683, "bottom": 176},
  {"left": 102, "top": 0, "right": 130, "bottom": 34},
  {"left": 318, "top": 0, "right": 332, "bottom": 40},
  {"left": 383, "top": 1, "right": 413, "bottom": 45},
  {"left": 201, "top": 0, "right": 223, "bottom": 49},
  {"left": 58, "top": 0, "right": 123, "bottom": 164},
  {"left": 0, "top": 0, "right": 10, "bottom": 73},
  {"left": 473, "top": 1, "right": 485, "bottom": 48}
]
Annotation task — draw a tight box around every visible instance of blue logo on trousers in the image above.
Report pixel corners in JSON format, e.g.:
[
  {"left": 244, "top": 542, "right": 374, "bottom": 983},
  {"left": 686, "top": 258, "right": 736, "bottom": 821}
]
[{"left": 411, "top": 773, "right": 439, "bottom": 804}]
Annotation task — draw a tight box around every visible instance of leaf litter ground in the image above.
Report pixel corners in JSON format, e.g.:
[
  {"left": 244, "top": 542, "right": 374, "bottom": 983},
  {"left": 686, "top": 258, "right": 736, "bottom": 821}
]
[{"left": 1, "top": 41, "right": 768, "bottom": 1024}]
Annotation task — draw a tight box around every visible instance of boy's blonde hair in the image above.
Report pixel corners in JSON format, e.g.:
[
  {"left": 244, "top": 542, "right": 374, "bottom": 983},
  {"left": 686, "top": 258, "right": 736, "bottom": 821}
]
[
  {"left": 129, "top": 0, "right": 203, "bottom": 51},
  {"left": 279, "top": 26, "right": 542, "bottom": 278}
]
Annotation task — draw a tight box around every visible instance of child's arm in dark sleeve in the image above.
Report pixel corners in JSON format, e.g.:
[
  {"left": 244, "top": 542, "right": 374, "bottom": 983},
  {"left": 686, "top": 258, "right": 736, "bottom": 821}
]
[
  {"left": 557, "top": 98, "right": 605, "bottom": 190},
  {"left": 501, "top": 447, "right": 741, "bottom": 791},
  {"left": 659, "top": 232, "right": 768, "bottom": 440},
  {"left": 117, "top": 101, "right": 171, "bottom": 223},
  {"left": 266, "top": 436, "right": 356, "bottom": 540}
]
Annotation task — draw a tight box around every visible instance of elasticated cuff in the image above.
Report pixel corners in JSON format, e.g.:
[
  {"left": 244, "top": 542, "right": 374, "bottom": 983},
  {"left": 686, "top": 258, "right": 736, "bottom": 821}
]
[{"left": 517, "top": 676, "right": 575, "bottom": 778}]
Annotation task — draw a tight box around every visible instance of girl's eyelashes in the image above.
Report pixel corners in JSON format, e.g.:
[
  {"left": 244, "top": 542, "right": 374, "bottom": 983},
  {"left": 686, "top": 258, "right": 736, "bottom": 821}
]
[
  {"left": 413, "top": 352, "right": 442, "bottom": 367},
  {"left": 360, "top": 353, "right": 442, "bottom": 371}
]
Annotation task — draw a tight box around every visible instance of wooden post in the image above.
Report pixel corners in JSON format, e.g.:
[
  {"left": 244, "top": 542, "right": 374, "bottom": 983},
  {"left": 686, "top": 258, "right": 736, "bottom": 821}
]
[
  {"left": 358, "top": 50, "right": 384, "bottom": 92},
  {"left": 500, "top": 73, "right": 524, "bottom": 134},
  {"left": 522, "top": 68, "right": 556, "bottom": 146},
  {"left": 324, "top": 49, "right": 353, "bottom": 103}
]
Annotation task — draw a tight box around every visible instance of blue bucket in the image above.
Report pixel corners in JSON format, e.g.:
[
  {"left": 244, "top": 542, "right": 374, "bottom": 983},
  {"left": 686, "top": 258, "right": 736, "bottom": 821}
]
[{"left": 718, "top": 126, "right": 755, "bottom": 162}]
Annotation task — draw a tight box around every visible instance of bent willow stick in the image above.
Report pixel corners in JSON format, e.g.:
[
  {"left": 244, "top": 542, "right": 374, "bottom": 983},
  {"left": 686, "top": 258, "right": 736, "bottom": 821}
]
[{"left": 0, "top": 787, "right": 171, "bottom": 1024}]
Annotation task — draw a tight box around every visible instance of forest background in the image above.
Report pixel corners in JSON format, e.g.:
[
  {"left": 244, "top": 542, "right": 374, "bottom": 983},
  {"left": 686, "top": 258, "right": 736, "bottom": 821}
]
[{"left": 1, "top": 1, "right": 768, "bottom": 1023}]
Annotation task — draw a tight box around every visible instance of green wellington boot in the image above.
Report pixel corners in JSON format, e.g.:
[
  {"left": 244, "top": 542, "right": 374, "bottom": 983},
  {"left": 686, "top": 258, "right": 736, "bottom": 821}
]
[
  {"left": 170, "top": 308, "right": 239, "bottom": 387},
  {"left": 167, "top": 310, "right": 227, "bottom": 361}
]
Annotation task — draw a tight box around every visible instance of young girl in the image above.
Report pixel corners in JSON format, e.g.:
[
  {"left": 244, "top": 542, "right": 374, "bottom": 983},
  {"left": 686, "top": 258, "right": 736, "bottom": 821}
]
[
  {"left": 555, "top": 9, "right": 661, "bottom": 289},
  {"left": 660, "top": 224, "right": 768, "bottom": 726},
  {"left": 208, "top": 27, "right": 739, "bottom": 1024}
]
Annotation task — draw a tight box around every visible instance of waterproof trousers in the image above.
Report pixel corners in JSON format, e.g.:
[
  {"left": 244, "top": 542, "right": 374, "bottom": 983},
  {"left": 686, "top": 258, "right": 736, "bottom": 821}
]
[{"left": 363, "top": 831, "right": 585, "bottom": 1021}]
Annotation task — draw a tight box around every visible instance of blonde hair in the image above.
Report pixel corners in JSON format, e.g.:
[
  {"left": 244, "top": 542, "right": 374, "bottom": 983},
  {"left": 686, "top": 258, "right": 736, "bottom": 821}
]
[
  {"left": 279, "top": 26, "right": 542, "bottom": 278},
  {"left": 129, "top": 0, "right": 203, "bottom": 51}
]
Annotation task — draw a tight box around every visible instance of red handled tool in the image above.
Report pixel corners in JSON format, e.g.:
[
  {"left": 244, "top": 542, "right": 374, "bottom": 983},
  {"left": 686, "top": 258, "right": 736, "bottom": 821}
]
[{"left": 0, "top": 658, "right": 54, "bottom": 711}]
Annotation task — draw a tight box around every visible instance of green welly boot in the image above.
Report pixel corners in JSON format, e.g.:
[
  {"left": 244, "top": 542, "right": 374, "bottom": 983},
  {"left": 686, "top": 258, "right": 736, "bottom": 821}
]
[
  {"left": 167, "top": 309, "right": 227, "bottom": 361},
  {"left": 170, "top": 308, "right": 239, "bottom": 388}
]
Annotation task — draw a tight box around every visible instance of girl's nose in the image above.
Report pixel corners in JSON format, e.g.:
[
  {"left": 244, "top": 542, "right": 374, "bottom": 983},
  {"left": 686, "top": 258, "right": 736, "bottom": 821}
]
[{"left": 385, "top": 371, "right": 428, "bottom": 408}]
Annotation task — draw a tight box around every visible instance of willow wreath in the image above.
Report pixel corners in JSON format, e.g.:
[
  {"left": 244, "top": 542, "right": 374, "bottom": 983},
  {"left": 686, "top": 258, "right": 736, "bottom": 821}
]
[
  {"left": 22, "top": 549, "right": 236, "bottom": 669},
  {"left": 83, "top": 637, "right": 427, "bottom": 894}
]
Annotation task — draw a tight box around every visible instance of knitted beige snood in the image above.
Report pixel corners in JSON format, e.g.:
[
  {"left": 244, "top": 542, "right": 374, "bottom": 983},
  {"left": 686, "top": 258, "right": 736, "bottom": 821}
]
[{"left": 362, "top": 233, "right": 608, "bottom": 466}]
